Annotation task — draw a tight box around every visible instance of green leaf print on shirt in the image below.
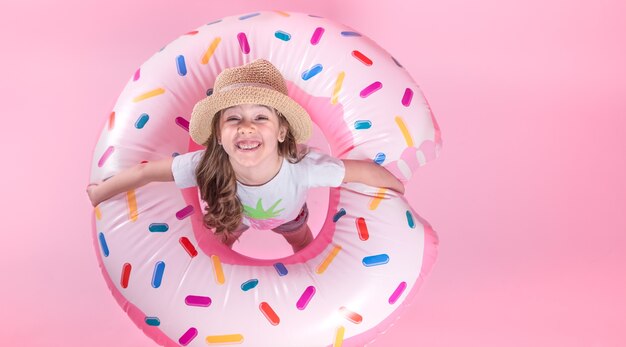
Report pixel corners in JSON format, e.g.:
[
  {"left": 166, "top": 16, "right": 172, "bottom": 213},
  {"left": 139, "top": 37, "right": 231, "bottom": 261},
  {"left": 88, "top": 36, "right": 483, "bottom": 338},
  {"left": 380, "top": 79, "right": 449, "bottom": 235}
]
[{"left": 243, "top": 198, "right": 285, "bottom": 220}]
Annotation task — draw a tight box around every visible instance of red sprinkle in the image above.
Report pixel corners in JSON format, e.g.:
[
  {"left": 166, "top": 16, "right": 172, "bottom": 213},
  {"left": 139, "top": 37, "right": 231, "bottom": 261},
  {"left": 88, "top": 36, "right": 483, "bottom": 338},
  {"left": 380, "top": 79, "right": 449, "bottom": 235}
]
[
  {"left": 352, "top": 50, "right": 372, "bottom": 66},
  {"left": 259, "top": 302, "right": 280, "bottom": 325},
  {"left": 121, "top": 263, "right": 132, "bottom": 288},
  {"left": 356, "top": 217, "right": 369, "bottom": 241},
  {"left": 179, "top": 237, "right": 198, "bottom": 258}
]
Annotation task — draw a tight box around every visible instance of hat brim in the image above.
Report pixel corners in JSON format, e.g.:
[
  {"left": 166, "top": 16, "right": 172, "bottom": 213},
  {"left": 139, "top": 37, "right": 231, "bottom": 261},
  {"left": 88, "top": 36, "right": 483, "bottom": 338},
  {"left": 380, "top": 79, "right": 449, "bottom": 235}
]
[{"left": 190, "top": 86, "right": 312, "bottom": 145}]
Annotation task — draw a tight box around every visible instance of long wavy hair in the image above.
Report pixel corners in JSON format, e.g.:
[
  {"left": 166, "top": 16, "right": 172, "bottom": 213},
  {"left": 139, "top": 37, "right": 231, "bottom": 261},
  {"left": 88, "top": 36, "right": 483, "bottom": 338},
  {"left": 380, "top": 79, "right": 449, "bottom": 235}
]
[{"left": 195, "top": 108, "right": 306, "bottom": 242}]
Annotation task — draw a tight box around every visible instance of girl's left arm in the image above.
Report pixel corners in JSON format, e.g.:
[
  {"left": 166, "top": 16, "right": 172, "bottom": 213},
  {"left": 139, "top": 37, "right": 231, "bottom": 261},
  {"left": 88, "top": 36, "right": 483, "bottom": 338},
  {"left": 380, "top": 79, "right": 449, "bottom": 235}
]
[{"left": 341, "top": 159, "right": 405, "bottom": 194}]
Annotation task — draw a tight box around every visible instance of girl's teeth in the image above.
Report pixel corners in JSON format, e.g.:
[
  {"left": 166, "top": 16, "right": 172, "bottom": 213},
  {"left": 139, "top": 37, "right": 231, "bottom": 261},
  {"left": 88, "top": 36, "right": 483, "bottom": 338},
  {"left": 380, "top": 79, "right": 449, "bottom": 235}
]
[{"left": 237, "top": 143, "right": 260, "bottom": 150}]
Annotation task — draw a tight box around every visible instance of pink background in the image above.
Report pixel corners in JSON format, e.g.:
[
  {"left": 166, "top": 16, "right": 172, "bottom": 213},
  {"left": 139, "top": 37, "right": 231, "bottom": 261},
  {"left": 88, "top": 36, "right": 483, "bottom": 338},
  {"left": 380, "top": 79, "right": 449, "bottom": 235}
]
[{"left": 1, "top": 0, "right": 625, "bottom": 346}]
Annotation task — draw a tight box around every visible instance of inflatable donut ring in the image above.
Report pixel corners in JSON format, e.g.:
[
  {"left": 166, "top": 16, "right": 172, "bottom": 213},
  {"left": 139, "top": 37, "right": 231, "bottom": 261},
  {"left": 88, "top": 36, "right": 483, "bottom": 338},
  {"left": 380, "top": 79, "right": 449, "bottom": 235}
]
[{"left": 89, "top": 11, "right": 441, "bottom": 347}]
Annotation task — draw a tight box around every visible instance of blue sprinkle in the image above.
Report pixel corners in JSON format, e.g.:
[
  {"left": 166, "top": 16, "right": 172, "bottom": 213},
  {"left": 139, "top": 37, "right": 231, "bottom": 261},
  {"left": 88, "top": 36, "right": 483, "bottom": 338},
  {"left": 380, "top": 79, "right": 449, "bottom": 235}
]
[
  {"left": 275, "top": 30, "right": 291, "bottom": 41},
  {"left": 135, "top": 113, "right": 149, "bottom": 129},
  {"left": 362, "top": 254, "right": 389, "bottom": 267},
  {"left": 149, "top": 223, "right": 169, "bottom": 232},
  {"left": 302, "top": 64, "right": 323, "bottom": 81},
  {"left": 241, "top": 279, "right": 259, "bottom": 291},
  {"left": 341, "top": 31, "right": 361, "bottom": 37},
  {"left": 392, "top": 56, "right": 403, "bottom": 68},
  {"left": 145, "top": 316, "right": 160, "bottom": 326},
  {"left": 333, "top": 208, "right": 346, "bottom": 222},
  {"left": 176, "top": 55, "right": 187, "bottom": 76},
  {"left": 206, "top": 19, "right": 222, "bottom": 25},
  {"left": 273, "top": 262, "right": 288, "bottom": 276},
  {"left": 172, "top": 152, "right": 180, "bottom": 157},
  {"left": 152, "top": 261, "right": 165, "bottom": 288},
  {"left": 406, "top": 211, "right": 416, "bottom": 229},
  {"left": 98, "top": 232, "right": 109, "bottom": 257},
  {"left": 354, "top": 120, "right": 372, "bottom": 130},
  {"left": 374, "top": 153, "right": 386, "bottom": 165},
  {"left": 239, "top": 13, "right": 260, "bottom": 20}
]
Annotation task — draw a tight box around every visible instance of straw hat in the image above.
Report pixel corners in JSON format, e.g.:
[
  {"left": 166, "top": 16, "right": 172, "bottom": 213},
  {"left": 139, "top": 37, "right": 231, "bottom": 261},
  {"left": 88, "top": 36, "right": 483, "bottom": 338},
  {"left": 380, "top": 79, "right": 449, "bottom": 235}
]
[{"left": 190, "top": 59, "right": 312, "bottom": 145}]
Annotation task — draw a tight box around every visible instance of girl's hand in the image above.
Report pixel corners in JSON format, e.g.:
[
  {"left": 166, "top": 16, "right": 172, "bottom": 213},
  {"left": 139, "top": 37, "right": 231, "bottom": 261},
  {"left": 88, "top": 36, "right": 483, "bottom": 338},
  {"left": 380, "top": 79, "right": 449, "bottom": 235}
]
[{"left": 86, "top": 183, "right": 100, "bottom": 207}]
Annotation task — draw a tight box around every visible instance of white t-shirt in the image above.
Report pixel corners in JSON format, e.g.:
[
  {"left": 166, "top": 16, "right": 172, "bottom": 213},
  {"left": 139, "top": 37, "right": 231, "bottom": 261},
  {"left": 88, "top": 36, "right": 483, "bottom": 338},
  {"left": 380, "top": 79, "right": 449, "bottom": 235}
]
[{"left": 171, "top": 148, "right": 345, "bottom": 229}]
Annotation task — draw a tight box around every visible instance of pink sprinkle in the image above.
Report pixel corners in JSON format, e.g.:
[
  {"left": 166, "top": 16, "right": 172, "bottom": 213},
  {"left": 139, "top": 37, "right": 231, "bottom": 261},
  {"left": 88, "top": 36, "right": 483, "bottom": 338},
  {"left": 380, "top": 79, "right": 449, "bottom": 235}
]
[
  {"left": 176, "top": 205, "right": 194, "bottom": 219},
  {"left": 98, "top": 146, "right": 114, "bottom": 167},
  {"left": 237, "top": 32, "right": 250, "bottom": 54},
  {"left": 402, "top": 88, "right": 414, "bottom": 107},
  {"left": 388, "top": 281, "right": 407, "bottom": 304},
  {"left": 310, "top": 27, "right": 324, "bottom": 45},
  {"left": 178, "top": 327, "right": 198, "bottom": 346},
  {"left": 360, "top": 81, "right": 382, "bottom": 98},
  {"left": 133, "top": 68, "right": 140, "bottom": 81},
  {"left": 175, "top": 117, "right": 189, "bottom": 132},
  {"left": 185, "top": 295, "right": 212, "bottom": 307},
  {"left": 296, "top": 285, "right": 316, "bottom": 310}
]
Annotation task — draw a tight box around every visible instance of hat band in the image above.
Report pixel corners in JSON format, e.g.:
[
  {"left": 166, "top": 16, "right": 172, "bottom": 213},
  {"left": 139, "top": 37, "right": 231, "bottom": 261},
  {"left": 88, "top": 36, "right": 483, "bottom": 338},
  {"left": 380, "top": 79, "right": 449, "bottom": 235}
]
[{"left": 219, "top": 82, "right": 280, "bottom": 93}]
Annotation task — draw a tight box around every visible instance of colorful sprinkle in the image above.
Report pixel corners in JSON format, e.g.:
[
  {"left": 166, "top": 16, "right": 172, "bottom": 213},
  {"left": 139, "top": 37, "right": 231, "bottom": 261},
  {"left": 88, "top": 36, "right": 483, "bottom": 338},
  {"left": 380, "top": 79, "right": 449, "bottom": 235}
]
[
  {"left": 334, "top": 326, "right": 345, "bottom": 347},
  {"left": 333, "top": 208, "right": 346, "bottom": 222},
  {"left": 145, "top": 316, "right": 160, "bottom": 326},
  {"left": 175, "top": 117, "right": 189, "bottom": 132},
  {"left": 108, "top": 111, "right": 115, "bottom": 130},
  {"left": 352, "top": 50, "right": 372, "bottom": 66},
  {"left": 392, "top": 56, "right": 403, "bottom": 68},
  {"left": 259, "top": 302, "right": 280, "bottom": 325},
  {"left": 206, "top": 335, "right": 244, "bottom": 344},
  {"left": 185, "top": 295, "right": 212, "bottom": 307},
  {"left": 237, "top": 32, "right": 250, "bottom": 54},
  {"left": 239, "top": 12, "right": 260, "bottom": 20},
  {"left": 395, "top": 116, "right": 414, "bottom": 146},
  {"left": 176, "top": 55, "right": 187, "bottom": 76},
  {"left": 179, "top": 237, "right": 198, "bottom": 258},
  {"left": 179, "top": 327, "right": 198, "bottom": 346},
  {"left": 132, "top": 88, "right": 165, "bottom": 102},
  {"left": 356, "top": 217, "right": 369, "bottom": 241},
  {"left": 316, "top": 245, "right": 341, "bottom": 274},
  {"left": 121, "top": 263, "right": 131, "bottom": 288},
  {"left": 202, "top": 37, "right": 221, "bottom": 64},
  {"left": 302, "top": 64, "right": 323, "bottom": 80},
  {"left": 211, "top": 255, "right": 225, "bottom": 284},
  {"left": 296, "top": 286, "right": 316, "bottom": 310},
  {"left": 97, "top": 146, "right": 114, "bottom": 167},
  {"left": 310, "top": 27, "right": 325, "bottom": 45},
  {"left": 402, "top": 88, "right": 414, "bottom": 107},
  {"left": 341, "top": 31, "right": 361, "bottom": 37},
  {"left": 135, "top": 113, "right": 149, "bottom": 129},
  {"left": 374, "top": 152, "right": 386, "bottom": 165},
  {"left": 331, "top": 71, "right": 345, "bottom": 104},
  {"left": 275, "top": 30, "right": 291, "bottom": 41},
  {"left": 176, "top": 205, "right": 194, "bottom": 219},
  {"left": 360, "top": 81, "right": 382, "bottom": 98},
  {"left": 354, "top": 120, "right": 372, "bottom": 130},
  {"left": 98, "top": 232, "right": 109, "bottom": 257},
  {"left": 339, "top": 306, "right": 363, "bottom": 324},
  {"left": 133, "top": 68, "right": 140, "bottom": 81},
  {"left": 368, "top": 188, "right": 387, "bottom": 210},
  {"left": 95, "top": 206, "right": 102, "bottom": 220},
  {"left": 308, "top": 14, "right": 324, "bottom": 18},
  {"left": 406, "top": 211, "right": 415, "bottom": 229},
  {"left": 273, "top": 262, "right": 288, "bottom": 276},
  {"left": 206, "top": 19, "right": 222, "bottom": 26},
  {"left": 274, "top": 10, "right": 290, "bottom": 17},
  {"left": 148, "top": 223, "right": 170, "bottom": 233},
  {"left": 389, "top": 281, "right": 407, "bottom": 304},
  {"left": 152, "top": 261, "right": 165, "bottom": 288},
  {"left": 206, "top": 88, "right": 214, "bottom": 96},
  {"left": 127, "top": 190, "right": 138, "bottom": 221},
  {"left": 241, "top": 279, "right": 259, "bottom": 291},
  {"left": 362, "top": 254, "right": 389, "bottom": 267}
]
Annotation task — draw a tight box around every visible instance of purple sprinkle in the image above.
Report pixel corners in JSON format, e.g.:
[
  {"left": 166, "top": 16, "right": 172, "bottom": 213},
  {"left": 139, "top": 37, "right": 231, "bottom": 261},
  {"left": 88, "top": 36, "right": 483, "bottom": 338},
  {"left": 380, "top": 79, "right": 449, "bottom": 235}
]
[
  {"left": 178, "top": 327, "right": 198, "bottom": 346},
  {"left": 175, "top": 117, "right": 189, "bottom": 132},
  {"left": 402, "top": 88, "right": 414, "bottom": 107},
  {"left": 176, "top": 205, "right": 194, "bottom": 220},
  {"left": 296, "top": 286, "right": 316, "bottom": 310},
  {"left": 360, "top": 81, "right": 382, "bottom": 98},
  {"left": 185, "top": 295, "right": 212, "bottom": 307},
  {"left": 97, "top": 146, "right": 114, "bottom": 167},
  {"left": 389, "top": 281, "right": 408, "bottom": 304}
]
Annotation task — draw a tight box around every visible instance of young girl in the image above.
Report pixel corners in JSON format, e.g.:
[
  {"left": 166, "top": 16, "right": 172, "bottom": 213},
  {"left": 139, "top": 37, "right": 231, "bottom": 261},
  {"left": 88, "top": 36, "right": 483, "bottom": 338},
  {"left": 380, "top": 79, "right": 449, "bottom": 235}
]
[{"left": 87, "top": 59, "right": 404, "bottom": 253}]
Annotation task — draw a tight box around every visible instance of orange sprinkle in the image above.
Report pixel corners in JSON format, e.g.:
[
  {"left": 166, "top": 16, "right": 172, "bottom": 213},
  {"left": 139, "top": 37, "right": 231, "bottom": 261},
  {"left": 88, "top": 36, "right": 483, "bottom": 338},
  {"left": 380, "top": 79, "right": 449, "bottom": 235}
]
[
  {"left": 331, "top": 72, "right": 345, "bottom": 105},
  {"left": 206, "top": 334, "right": 243, "bottom": 344},
  {"left": 132, "top": 88, "right": 165, "bottom": 102},
  {"left": 368, "top": 188, "right": 387, "bottom": 210},
  {"left": 126, "top": 189, "right": 138, "bottom": 222},
  {"left": 211, "top": 255, "right": 225, "bottom": 284},
  {"left": 339, "top": 306, "right": 363, "bottom": 324},
  {"left": 316, "top": 245, "right": 341, "bottom": 274},
  {"left": 202, "top": 37, "right": 222, "bottom": 65},
  {"left": 95, "top": 206, "right": 102, "bottom": 220},
  {"left": 333, "top": 326, "right": 345, "bottom": 347},
  {"left": 274, "top": 10, "right": 290, "bottom": 17},
  {"left": 108, "top": 111, "right": 115, "bottom": 130},
  {"left": 395, "top": 116, "right": 414, "bottom": 147}
]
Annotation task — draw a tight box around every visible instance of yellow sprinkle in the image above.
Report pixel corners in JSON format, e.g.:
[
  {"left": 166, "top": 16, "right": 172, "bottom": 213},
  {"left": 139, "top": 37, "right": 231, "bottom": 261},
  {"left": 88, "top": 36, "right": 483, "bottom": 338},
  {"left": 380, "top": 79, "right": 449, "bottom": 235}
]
[
  {"left": 206, "top": 334, "right": 244, "bottom": 344},
  {"left": 94, "top": 206, "right": 102, "bottom": 220},
  {"left": 211, "top": 255, "right": 225, "bottom": 284},
  {"left": 274, "top": 10, "right": 290, "bottom": 17},
  {"left": 333, "top": 326, "right": 345, "bottom": 347},
  {"left": 331, "top": 72, "right": 345, "bottom": 105},
  {"left": 368, "top": 188, "right": 387, "bottom": 211},
  {"left": 126, "top": 190, "right": 138, "bottom": 222},
  {"left": 395, "top": 116, "right": 414, "bottom": 147},
  {"left": 202, "top": 37, "right": 222, "bottom": 65},
  {"left": 316, "top": 245, "right": 342, "bottom": 274},
  {"left": 132, "top": 88, "right": 165, "bottom": 102}
]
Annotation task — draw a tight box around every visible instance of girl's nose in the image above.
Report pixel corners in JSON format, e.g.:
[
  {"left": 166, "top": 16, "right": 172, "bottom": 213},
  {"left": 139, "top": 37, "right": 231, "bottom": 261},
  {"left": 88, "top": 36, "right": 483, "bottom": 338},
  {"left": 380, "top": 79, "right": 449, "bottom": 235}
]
[{"left": 238, "top": 120, "right": 255, "bottom": 134}]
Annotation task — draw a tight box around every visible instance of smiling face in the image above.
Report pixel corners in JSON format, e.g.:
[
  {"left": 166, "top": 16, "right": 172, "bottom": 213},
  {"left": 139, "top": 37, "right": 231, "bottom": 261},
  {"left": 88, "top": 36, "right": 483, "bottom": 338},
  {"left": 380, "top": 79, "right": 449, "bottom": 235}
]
[{"left": 218, "top": 104, "right": 288, "bottom": 179}]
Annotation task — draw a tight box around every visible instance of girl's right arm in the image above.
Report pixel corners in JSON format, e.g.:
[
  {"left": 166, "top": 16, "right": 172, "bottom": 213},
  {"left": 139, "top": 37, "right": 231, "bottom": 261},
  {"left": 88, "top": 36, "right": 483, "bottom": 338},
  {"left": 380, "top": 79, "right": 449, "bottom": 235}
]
[{"left": 86, "top": 158, "right": 174, "bottom": 207}]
